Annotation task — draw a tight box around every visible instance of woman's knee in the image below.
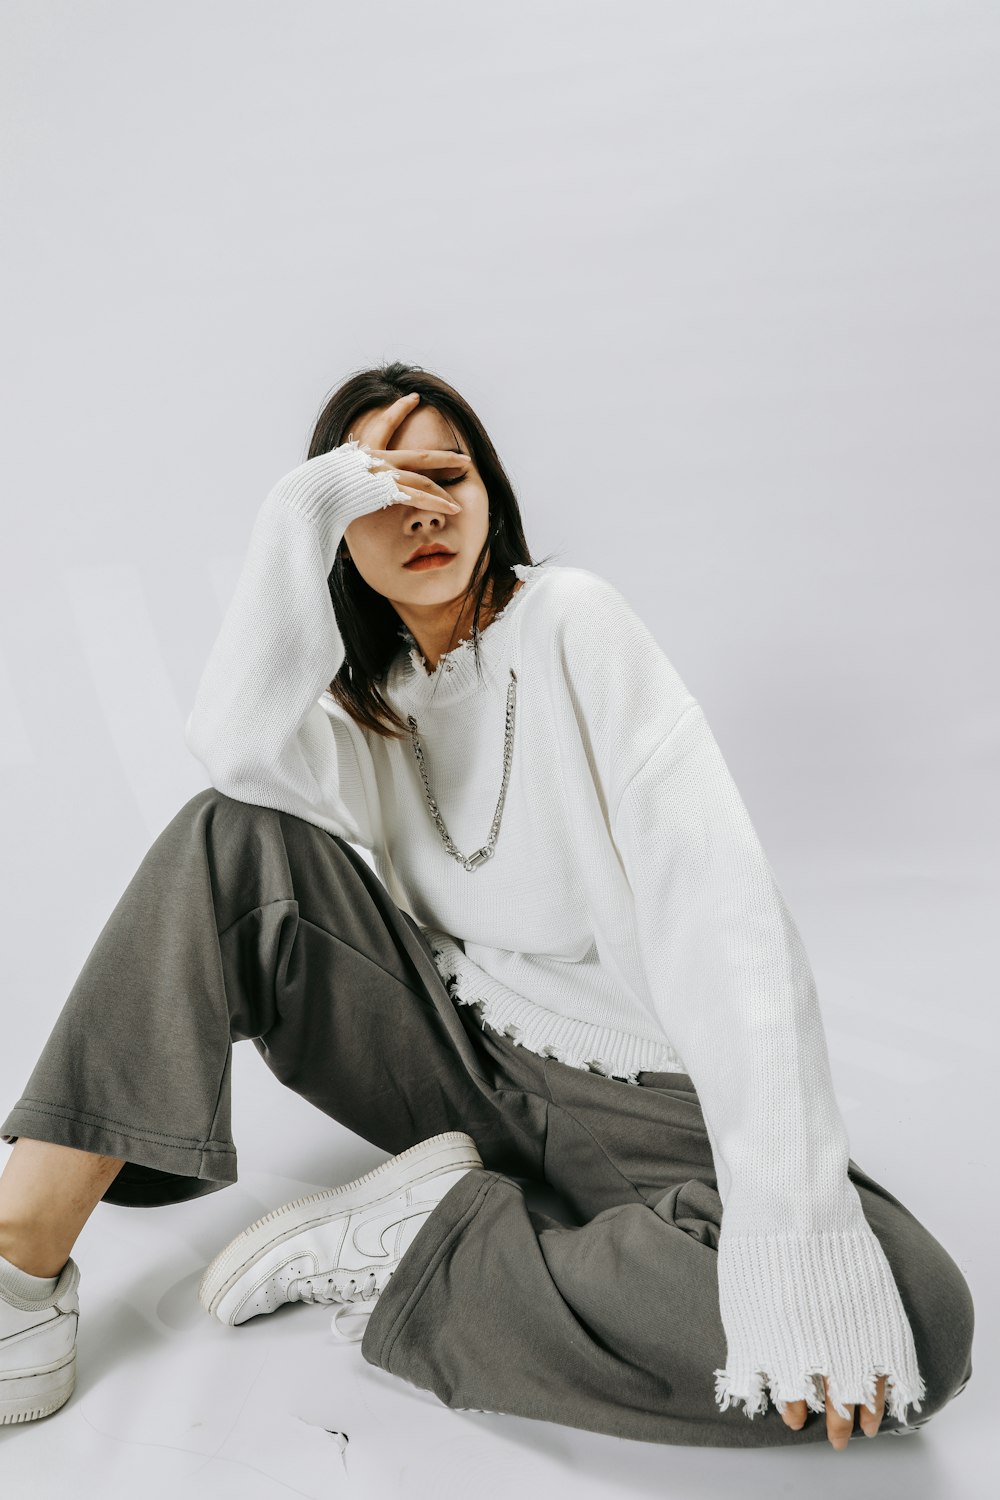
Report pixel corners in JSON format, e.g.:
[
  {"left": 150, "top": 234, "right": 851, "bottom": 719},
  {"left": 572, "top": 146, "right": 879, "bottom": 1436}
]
[
  {"left": 884, "top": 1213, "right": 975, "bottom": 1416},
  {"left": 924, "top": 1250, "right": 975, "bottom": 1409},
  {"left": 176, "top": 786, "right": 260, "bottom": 824},
  {"left": 174, "top": 788, "right": 331, "bottom": 847},
  {"left": 166, "top": 788, "right": 290, "bottom": 854}
]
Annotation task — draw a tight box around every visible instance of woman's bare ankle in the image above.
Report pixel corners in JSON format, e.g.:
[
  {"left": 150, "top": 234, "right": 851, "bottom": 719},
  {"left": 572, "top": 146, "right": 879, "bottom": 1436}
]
[
  {"left": 0, "top": 1137, "right": 126, "bottom": 1277},
  {"left": 0, "top": 1234, "right": 68, "bottom": 1280}
]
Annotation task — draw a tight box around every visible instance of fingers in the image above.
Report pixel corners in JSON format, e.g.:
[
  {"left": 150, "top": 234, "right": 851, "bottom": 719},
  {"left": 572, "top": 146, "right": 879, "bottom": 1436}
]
[
  {"left": 779, "top": 1387, "right": 850, "bottom": 1448},
  {"left": 780, "top": 1375, "right": 887, "bottom": 1449},
  {"left": 391, "top": 482, "right": 461, "bottom": 514},
  {"left": 377, "top": 450, "right": 472, "bottom": 476},
  {"left": 860, "top": 1375, "right": 887, "bottom": 1437},
  {"left": 823, "top": 1380, "right": 854, "bottom": 1450},
  {"left": 349, "top": 394, "right": 472, "bottom": 476},
  {"left": 780, "top": 1398, "right": 807, "bottom": 1432},
  {"left": 346, "top": 393, "right": 472, "bottom": 513},
  {"left": 366, "top": 465, "right": 458, "bottom": 513},
  {"left": 361, "top": 391, "right": 421, "bottom": 450},
  {"left": 392, "top": 465, "right": 464, "bottom": 496},
  {"left": 385, "top": 470, "right": 463, "bottom": 513}
]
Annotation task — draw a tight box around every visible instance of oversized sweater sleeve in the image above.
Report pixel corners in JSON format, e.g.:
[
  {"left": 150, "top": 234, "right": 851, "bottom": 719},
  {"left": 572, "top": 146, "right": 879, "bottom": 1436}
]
[
  {"left": 610, "top": 699, "right": 927, "bottom": 1426},
  {"left": 553, "top": 570, "right": 926, "bottom": 1425},
  {"left": 184, "top": 440, "right": 401, "bottom": 849}
]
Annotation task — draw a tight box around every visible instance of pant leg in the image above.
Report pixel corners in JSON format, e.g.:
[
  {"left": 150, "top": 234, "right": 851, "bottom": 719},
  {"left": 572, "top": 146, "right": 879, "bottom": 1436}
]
[
  {"left": 543, "top": 1060, "right": 973, "bottom": 1442},
  {"left": 361, "top": 1027, "right": 976, "bottom": 1448},
  {"left": 1, "top": 788, "right": 541, "bottom": 1207}
]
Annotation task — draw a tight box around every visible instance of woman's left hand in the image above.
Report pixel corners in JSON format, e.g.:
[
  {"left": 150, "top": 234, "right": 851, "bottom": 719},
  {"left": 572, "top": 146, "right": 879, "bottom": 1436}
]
[{"left": 780, "top": 1374, "right": 886, "bottom": 1449}]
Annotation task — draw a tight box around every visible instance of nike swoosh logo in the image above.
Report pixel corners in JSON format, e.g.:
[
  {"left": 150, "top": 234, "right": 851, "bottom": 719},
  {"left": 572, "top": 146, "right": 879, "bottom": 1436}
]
[{"left": 351, "top": 1205, "right": 433, "bottom": 1261}]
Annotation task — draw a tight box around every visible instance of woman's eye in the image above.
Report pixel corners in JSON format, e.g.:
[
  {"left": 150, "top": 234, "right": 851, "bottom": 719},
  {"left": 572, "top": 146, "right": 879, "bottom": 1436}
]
[{"left": 440, "top": 474, "right": 465, "bottom": 487}]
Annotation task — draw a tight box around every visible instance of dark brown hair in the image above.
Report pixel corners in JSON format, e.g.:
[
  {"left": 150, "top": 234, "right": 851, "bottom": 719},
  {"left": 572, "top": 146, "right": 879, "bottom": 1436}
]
[{"left": 310, "top": 360, "right": 553, "bottom": 739}]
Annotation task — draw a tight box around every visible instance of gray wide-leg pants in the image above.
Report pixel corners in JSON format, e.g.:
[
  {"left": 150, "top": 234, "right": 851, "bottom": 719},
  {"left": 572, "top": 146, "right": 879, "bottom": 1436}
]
[{"left": 1, "top": 789, "right": 975, "bottom": 1448}]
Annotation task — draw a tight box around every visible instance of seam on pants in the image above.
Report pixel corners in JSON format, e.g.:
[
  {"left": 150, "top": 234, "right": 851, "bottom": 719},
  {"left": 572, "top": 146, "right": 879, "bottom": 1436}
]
[
  {"left": 217, "top": 898, "right": 297, "bottom": 942},
  {"left": 12, "top": 1099, "right": 236, "bottom": 1152},
  {"left": 488, "top": 1083, "right": 551, "bottom": 1101},
  {"left": 544, "top": 1094, "right": 550, "bottom": 1179},
  {"left": 221, "top": 903, "right": 430, "bottom": 998},
  {"left": 544, "top": 1096, "right": 647, "bottom": 1205},
  {"left": 296, "top": 915, "right": 433, "bottom": 993},
  {"left": 542, "top": 1058, "right": 556, "bottom": 1104},
  {"left": 542, "top": 1095, "right": 552, "bottom": 1183},
  {"left": 204, "top": 1032, "right": 234, "bottom": 1154}
]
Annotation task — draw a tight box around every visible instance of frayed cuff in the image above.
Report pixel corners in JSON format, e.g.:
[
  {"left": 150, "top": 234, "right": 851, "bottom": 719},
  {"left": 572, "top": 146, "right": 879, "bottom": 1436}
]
[{"left": 713, "top": 1225, "right": 927, "bottom": 1424}]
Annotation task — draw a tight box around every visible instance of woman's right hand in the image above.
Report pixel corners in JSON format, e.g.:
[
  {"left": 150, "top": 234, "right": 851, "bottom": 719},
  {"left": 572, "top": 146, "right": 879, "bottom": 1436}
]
[{"left": 347, "top": 393, "right": 467, "bottom": 514}]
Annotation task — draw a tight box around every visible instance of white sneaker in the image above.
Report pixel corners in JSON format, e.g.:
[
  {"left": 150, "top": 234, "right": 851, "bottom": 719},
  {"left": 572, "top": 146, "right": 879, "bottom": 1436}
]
[
  {"left": 199, "top": 1131, "right": 483, "bottom": 1341},
  {"left": 0, "top": 1258, "right": 80, "bottom": 1424}
]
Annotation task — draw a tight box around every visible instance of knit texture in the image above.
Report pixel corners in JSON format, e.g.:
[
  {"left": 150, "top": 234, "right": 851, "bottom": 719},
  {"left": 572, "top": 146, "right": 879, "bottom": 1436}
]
[
  {"left": 185, "top": 440, "right": 926, "bottom": 1425},
  {"left": 0, "top": 1253, "right": 59, "bottom": 1304}
]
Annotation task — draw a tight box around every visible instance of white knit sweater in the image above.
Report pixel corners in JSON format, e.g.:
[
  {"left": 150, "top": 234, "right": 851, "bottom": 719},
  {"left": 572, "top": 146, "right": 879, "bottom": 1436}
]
[{"left": 185, "top": 438, "right": 926, "bottom": 1426}]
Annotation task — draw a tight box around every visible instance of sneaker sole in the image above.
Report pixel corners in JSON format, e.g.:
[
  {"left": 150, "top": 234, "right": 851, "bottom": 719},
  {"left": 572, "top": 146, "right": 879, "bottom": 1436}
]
[
  {"left": 0, "top": 1349, "right": 76, "bottom": 1425},
  {"left": 198, "top": 1130, "right": 483, "bottom": 1322}
]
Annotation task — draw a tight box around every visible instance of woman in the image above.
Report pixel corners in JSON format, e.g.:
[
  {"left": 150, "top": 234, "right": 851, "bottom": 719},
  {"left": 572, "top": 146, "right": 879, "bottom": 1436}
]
[{"left": 0, "top": 365, "right": 974, "bottom": 1449}]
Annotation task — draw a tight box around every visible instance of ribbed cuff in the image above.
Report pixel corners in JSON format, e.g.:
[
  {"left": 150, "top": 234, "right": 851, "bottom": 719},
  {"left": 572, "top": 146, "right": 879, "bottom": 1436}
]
[
  {"left": 266, "top": 439, "right": 405, "bottom": 561},
  {"left": 713, "top": 1225, "right": 928, "bottom": 1425}
]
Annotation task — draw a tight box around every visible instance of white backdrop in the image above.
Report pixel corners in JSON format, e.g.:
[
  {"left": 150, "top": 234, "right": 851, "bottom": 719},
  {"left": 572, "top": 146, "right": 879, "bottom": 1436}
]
[{"left": 1, "top": 3, "right": 996, "bottom": 1496}]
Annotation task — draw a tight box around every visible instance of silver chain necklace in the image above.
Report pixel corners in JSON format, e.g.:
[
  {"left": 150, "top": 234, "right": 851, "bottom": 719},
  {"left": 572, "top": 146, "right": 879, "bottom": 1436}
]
[{"left": 406, "top": 668, "right": 518, "bottom": 872}]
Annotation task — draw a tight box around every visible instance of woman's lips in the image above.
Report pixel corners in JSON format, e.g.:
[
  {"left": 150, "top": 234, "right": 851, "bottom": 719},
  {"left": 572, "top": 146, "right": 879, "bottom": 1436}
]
[{"left": 404, "top": 552, "right": 456, "bottom": 570}]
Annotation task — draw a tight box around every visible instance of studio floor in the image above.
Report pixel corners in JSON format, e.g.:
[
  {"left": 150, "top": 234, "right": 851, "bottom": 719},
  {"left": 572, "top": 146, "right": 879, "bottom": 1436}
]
[{"left": 0, "top": 872, "right": 990, "bottom": 1500}]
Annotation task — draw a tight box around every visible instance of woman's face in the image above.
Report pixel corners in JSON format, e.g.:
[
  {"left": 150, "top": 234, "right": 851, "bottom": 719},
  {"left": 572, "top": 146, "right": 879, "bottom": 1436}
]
[{"left": 341, "top": 401, "right": 490, "bottom": 612}]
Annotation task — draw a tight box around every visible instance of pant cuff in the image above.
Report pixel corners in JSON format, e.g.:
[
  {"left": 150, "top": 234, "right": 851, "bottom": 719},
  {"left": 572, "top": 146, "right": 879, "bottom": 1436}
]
[
  {"left": 361, "top": 1166, "right": 500, "bottom": 1371},
  {"left": 1, "top": 1100, "right": 238, "bottom": 1206}
]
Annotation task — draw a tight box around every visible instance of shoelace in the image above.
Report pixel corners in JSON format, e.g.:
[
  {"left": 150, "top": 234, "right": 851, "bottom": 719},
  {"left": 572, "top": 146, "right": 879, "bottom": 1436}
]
[{"left": 291, "top": 1269, "right": 388, "bottom": 1343}]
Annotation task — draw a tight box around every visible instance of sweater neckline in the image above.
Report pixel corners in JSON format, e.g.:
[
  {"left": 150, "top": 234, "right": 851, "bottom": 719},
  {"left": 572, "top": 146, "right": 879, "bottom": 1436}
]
[{"left": 386, "top": 562, "right": 542, "bottom": 711}]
